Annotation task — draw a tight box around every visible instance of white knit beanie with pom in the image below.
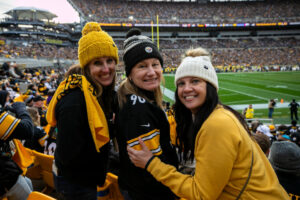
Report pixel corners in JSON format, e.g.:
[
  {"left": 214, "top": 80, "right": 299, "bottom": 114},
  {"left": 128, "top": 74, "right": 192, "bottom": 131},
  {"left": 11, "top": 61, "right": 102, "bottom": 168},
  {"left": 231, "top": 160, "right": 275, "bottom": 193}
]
[{"left": 175, "top": 56, "right": 219, "bottom": 91}]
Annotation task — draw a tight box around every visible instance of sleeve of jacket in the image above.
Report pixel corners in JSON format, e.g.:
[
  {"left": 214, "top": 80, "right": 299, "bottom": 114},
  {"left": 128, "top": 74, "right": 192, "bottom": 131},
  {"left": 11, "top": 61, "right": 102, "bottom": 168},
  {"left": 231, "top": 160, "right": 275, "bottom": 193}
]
[
  {"left": 123, "top": 95, "right": 163, "bottom": 156},
  {"left": 145, "top": 112, "right": 241, "bottom": 200},
  {"left": 54, "top": 90, "right": 88, "bottom": 166},
  {"left": 2, "top": 102, "right": 34, "bottom": 141}
]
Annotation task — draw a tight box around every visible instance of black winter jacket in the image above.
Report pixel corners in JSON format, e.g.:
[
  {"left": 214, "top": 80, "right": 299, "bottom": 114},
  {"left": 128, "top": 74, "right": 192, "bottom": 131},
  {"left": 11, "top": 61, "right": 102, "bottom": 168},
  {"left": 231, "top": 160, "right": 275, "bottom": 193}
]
[
  {"left": 54, "top": 88, "right": 109, "bottom": 188},
  {"left": 116, "top": 94, "right": 178, "bottom": 200},
  {"left": 0, "top": 102, "right": 33, "bottom": 195}
]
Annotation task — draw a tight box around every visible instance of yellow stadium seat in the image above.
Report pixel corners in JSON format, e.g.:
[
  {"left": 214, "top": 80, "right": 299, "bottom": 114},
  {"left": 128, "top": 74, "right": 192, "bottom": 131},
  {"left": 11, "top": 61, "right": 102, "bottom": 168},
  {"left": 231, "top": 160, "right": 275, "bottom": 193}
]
[
  {"left": 27, "top": 191, "right": 56, "bottom": 200},
  {"left": 31, "top": 150, "right": 54, "bottom": 194},
  {"left": 12, "top": 140, "right": 34, "bottom": 175},
  {"left": 97, "top": 173, "right": 124, "bottom": 200}
]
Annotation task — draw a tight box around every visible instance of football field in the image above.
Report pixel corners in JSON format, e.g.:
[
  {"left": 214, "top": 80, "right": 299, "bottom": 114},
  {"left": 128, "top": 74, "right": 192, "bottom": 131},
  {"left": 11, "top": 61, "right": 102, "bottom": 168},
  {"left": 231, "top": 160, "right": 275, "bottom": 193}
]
[{"left": 162, "top": 71, "right": 300, "bottom": 124}]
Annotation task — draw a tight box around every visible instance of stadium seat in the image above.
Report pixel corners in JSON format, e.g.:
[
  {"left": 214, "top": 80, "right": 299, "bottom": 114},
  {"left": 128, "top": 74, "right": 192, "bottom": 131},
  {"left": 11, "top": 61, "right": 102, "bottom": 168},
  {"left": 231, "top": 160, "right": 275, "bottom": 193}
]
[
  {"left": 97, "top": 173, "right": 124, "bottom": 200},
  {"left": 27, "top": 191, "right": 55, "bottom": 200},
  {"left": 12, "top": 139, "right": 34, "bottom": 175},
  {"left": 30, "top": 150, "right": 55, "bottom": 194}
]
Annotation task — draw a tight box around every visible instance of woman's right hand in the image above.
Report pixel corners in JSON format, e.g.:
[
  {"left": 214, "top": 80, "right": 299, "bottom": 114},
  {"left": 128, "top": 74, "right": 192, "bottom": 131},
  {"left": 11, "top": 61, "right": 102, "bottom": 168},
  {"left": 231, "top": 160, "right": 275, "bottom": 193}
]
[{"left": 127, "top": 137, "right": 154, "bottom": 169}]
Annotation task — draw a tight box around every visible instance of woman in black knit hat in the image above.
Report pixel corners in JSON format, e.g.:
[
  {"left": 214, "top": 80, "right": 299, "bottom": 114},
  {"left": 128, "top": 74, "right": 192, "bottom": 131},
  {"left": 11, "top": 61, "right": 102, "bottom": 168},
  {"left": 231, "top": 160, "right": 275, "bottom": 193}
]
[{"left": 115, "top": 28, "right": 178, "bottom": 200}]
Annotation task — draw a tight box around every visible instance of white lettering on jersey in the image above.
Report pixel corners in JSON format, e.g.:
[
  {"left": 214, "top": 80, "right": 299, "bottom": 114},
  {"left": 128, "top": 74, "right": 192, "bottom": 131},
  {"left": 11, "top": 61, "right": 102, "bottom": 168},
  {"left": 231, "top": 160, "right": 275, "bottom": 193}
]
[{"left": 130, "top": 94, "right": 146, "bottom": 105}]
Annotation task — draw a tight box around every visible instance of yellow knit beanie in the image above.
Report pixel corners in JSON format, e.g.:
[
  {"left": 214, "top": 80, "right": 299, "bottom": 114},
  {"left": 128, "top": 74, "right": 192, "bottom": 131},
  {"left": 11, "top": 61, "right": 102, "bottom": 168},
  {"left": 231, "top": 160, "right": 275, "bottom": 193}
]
[{"left": 78, "top": 22, "right": 119, "bottom": 68}]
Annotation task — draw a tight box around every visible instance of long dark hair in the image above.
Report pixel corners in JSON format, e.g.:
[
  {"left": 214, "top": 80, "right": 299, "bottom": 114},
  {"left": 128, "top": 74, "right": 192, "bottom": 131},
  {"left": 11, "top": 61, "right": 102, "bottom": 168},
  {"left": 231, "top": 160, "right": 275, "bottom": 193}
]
[{"left": 174, "top": 82, "right": 251, "bottom": 162}]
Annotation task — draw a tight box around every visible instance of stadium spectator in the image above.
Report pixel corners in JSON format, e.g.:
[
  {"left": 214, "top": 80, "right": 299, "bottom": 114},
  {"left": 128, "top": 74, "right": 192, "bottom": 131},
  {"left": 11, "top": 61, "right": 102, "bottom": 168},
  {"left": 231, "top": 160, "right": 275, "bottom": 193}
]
[
  {"left": 256, "top": 124, "right": 274, "bottom": 141},
  {"left": 0, "top": 90, "right": 34, "bottom": 200},
  {"left": 46, "top": 22, "right": 119, "bottom": 200},
  {"left": 116, "top": 28, "right": 178, "bottom": 200},
  {"left": 250, "top": 120, "right": 260, "bottom": 134},
  {"left": 269, "top": 141, "right": 300, "bottom": 199},
  {"left": 127, "top": 47, "right": 289, "bottom": 199},
  {"left": 253, "top": 133, "right": 271, "bottom": 156},
  {"left": 289, "top": 99, "right": 299, "bottom": 121},
  {"left": 24, "top": 107, "right": 48, "bottom": 153},
  {"left": 268, "top": 99, "right": 276, "bottom": 118},
  {"left": 290, "top": 132, "right": 300, "bottom": 147},
  {"left": 7, "top": 62, "right": 20, "bottom": 79},
  {"left": 71, "top": 0, "right": 300, "bottom": 24},
  {"left": 245, "top": 104, "right": 254, "bottom": 122},
  {"left": 32, "top": 95, "right": 47, "bottom": 127},
  {"left": 287, "top": 120, "right": 299, "bottom": 135},
  {"left": 37, "top": 78, "right": 49, "bottom": 96},
  {"left": 276, "top": 124, "right": 291, "bottom": 142}
]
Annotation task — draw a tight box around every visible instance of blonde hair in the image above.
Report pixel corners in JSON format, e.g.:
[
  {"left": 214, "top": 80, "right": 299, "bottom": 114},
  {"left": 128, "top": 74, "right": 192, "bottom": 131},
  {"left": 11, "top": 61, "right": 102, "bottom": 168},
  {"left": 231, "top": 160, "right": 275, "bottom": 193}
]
[
  {"left": 27, "top": 107, "right": 40, "bottom": 126},
  {"left": 117, "top": 78, "right": 163, "bottom": 109},
  {"left": 182, "top": 47, "right": 210, "bottom": 59}
]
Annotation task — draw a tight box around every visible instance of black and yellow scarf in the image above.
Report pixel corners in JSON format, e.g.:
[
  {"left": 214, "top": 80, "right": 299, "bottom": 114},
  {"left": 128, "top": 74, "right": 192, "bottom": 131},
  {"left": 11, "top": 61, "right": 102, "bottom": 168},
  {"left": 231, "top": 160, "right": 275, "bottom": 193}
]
[{"left": 46, "top": 74, "right": 109, "bottom": 152}]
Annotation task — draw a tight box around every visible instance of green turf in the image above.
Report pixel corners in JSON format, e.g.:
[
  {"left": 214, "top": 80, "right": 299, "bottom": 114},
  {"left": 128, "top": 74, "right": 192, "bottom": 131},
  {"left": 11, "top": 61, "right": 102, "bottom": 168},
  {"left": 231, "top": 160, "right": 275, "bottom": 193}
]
[{"left": 163, "top": 71, "right": 300, "bottom": 124}]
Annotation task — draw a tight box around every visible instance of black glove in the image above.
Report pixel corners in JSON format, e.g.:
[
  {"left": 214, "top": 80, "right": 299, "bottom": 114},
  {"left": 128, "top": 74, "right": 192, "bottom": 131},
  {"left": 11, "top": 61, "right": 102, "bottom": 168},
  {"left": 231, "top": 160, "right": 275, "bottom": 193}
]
[
  {"left": 11, "top": 102, "right": 27, "bottom": 118},
  {"left": 4, "top": 105, "right": 16, "bottom": 114}
]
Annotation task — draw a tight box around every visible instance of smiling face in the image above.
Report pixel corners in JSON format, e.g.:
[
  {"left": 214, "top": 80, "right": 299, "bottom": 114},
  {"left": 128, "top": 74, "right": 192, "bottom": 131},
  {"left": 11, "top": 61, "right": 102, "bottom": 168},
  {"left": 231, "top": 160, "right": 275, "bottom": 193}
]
[
  {"left": 129, "top": 58, "right": 162, "bottom": 91},
  {"left": 88, "top": 57, "right": 116, "bottom": 87},
  {"left": 177, "top": 76, "right": 207, "bottom": 114}
]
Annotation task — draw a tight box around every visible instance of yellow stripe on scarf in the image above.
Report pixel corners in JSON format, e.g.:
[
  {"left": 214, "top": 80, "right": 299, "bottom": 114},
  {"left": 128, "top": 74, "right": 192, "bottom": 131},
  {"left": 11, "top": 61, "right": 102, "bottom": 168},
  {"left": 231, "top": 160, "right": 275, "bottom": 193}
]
[{"left": 46, "top": 74, "right": 110, "bottom": 152}]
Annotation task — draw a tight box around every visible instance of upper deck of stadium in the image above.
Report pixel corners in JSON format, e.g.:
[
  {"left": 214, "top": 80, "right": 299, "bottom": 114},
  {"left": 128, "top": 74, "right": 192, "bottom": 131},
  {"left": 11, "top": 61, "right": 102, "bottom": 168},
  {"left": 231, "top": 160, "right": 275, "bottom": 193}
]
[{"left": 69, "top": 0, "right": 300, "bottom": 24}]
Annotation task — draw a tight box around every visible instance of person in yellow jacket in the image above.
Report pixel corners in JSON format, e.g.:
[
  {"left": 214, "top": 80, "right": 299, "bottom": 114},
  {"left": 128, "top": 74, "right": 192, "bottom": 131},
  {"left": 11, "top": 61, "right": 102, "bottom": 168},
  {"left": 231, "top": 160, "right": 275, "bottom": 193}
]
[
  {"left": 245, "top": 104, "right": 254, "bottom": 122},
  {"left": 127, "top": 47, "right": 289, "bottom": 200}
]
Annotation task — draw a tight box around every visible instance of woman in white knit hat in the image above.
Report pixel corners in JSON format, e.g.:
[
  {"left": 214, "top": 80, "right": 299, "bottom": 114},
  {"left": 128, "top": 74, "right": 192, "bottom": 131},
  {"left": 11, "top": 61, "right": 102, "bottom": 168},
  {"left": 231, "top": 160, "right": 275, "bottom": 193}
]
[{"left": 127, "top": 47, "right": 289, "bottom": 200}]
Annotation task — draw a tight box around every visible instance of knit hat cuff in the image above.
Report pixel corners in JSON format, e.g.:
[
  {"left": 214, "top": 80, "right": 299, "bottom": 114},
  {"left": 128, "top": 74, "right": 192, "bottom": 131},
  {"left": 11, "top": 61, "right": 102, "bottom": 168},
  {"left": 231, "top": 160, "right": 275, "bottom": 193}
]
[
  {"left": 175, "top": 56, "right": 219, "bottom": 91},
  {"left": 79, "top": 42, "right": 119, "bottom": 68},
  {"left": 124, "top": 43, "right": 163, "bottom": 76}
]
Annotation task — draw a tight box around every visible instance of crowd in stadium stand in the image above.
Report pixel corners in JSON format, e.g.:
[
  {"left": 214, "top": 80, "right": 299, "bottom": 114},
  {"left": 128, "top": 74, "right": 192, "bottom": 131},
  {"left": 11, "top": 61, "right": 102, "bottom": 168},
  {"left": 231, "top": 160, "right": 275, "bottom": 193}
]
[
  {"left": 0, "top": 43, "right": 77, "bottom": 60},
  {"left": 1, "top": 30, "right": 300, "bottom": 199},
  {"left": 71, "top": 0, "right": 300, "bottom": 23},
  {"left": 1, "top": 37, "right": 299, "bottom": 73}
]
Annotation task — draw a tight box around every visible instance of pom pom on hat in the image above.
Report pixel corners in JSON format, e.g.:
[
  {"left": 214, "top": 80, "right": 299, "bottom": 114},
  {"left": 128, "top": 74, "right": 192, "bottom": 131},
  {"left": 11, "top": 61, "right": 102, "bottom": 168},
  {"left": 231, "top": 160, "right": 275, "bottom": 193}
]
[
  {"left": 126, "top": 28, "right": 142, "bottom": 38},
  {"left": 175, "top": 56, "right": 219, "bottom": 91},
  {"left": 82, "top": 22, "right": 102, "bottom": 36},
  {"left": 78, "top": 22, "right": 119, "bottom": 68}
]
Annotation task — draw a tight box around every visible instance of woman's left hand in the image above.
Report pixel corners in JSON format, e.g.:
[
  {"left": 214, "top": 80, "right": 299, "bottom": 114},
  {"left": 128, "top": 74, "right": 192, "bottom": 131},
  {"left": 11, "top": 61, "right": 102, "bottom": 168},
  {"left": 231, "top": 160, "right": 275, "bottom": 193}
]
[{"left": 127, "top": 137, "right": 153, "bottom": 169}]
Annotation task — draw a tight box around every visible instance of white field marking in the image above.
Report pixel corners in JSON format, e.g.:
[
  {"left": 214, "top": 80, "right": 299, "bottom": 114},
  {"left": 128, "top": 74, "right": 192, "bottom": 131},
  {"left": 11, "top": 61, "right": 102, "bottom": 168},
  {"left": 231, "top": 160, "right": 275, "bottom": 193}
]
[
  {"left": 161, "top": 86, "right": 175, "bottom": 101},
  {"left": 254, "top": 113, "right": 263, "bottom": 116},
  {"left": 219, "top": 93, "right": 240, "bottom": 97},
  {"left": 226, "top": 99, "right": 262, "bottom": 104},
  {"left": 231, "top": 102, "right": 291, "bottom": 110},
  {"left": 273, "top": 112, "right": 282, "bottom": 114},
  {"left": 221, "top": 82, "right": 297, "bottom": 99},
  {"left": 220, "top": 87, "right": 269, "bottom": 101},
  {"left": 266, "top": 85, "right": 288, "bottom": 88}
]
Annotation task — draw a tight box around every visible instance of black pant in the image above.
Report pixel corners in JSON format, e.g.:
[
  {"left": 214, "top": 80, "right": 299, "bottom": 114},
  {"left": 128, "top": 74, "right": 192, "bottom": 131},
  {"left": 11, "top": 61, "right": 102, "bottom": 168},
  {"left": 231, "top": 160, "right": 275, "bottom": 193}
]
[{"left": 291, "top": 110, "right": 298, "bottom": 120}]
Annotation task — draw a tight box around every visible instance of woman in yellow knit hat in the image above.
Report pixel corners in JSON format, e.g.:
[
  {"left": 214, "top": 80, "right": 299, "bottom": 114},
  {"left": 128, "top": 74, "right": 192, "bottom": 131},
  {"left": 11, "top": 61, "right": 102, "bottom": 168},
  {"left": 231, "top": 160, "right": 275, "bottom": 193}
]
[{"left": 46, "top": 22, "right": 118, "bottom": 200}]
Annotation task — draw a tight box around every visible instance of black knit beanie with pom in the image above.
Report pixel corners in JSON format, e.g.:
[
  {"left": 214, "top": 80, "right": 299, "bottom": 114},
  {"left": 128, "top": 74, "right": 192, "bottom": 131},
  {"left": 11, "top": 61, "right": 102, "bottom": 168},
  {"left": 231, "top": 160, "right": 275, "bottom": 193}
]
[{"left": 123, "top": 28, "right": 163, "bottom": 76}]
